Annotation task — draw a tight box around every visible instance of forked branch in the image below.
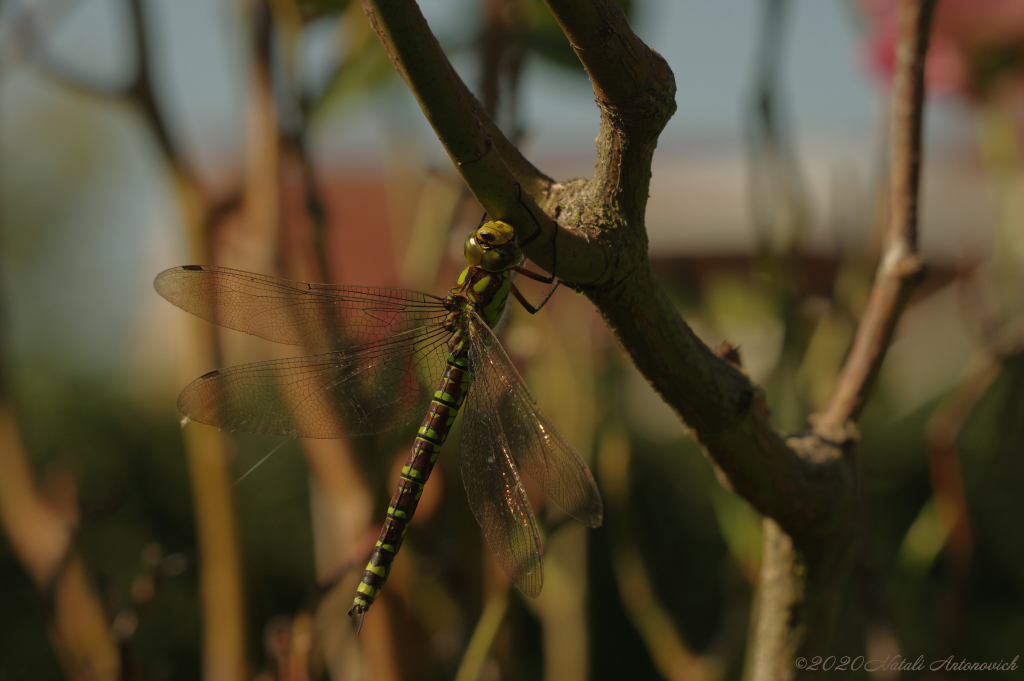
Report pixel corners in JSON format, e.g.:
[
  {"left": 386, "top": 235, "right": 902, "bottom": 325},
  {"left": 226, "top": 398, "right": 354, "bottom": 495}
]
[
  {"left": 358, "top": 0, "right": 844, "bottom": 562},
  {"left": 358, "top": 0, "right": 936, "bottom": 670}
]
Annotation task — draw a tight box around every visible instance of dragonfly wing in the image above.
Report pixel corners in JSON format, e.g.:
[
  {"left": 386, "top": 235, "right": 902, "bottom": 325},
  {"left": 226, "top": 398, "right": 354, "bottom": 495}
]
[
  {"left": 466, "top": 314, "right": 603, "bottom": 528},
  {"left": 155, "top": 265, "right": 448, "bottom": 351},
  {"left": 178, "top": 325, "right": 451, "bottom": 438},
  {"left": 460, "top": 369, "right": 544, "bottom": 597}
]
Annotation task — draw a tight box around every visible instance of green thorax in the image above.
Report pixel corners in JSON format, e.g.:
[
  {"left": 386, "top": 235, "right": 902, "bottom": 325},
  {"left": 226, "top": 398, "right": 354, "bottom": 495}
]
[{"left": 449, "top": 265, "right": 513, "bottom": 329}]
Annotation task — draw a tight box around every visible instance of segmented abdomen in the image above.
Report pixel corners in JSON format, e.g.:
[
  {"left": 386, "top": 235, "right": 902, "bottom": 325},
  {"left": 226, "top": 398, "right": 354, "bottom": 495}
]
[{"left": 349, "top": 334, "right": 469, "bottom": 617}]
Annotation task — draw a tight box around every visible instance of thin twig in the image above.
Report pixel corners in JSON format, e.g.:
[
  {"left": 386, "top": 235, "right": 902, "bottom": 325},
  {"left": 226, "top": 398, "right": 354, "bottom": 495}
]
[
  {"left": 924, "top": 352, "right": 996, "bottom": 655},
  {"left": 812, "top": 0, "right": 936, "bottom": 442}
]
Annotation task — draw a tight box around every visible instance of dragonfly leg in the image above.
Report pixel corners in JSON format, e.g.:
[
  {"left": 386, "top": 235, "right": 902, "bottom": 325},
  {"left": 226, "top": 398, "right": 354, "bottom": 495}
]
[
  {"left": 513, "top": 181, "right": 560, "bottom": 284},
  {"left": 516, "top": 182, "right": 543, "bottom": 247},
  {"left": 514, "top": 264, "right": 555, "bottom": 285},
  {"left": 511, "top": 281, "right": 560, "bottom": 315}
]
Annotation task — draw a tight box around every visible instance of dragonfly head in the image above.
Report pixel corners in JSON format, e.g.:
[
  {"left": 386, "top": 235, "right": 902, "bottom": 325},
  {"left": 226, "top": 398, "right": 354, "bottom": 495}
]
[{"left": 464, "top": 221, "right": 522, "bottom": 272}]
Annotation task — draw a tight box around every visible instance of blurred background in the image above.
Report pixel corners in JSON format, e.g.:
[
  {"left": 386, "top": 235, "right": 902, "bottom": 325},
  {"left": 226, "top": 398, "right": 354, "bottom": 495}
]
[{"left": 1, "top": 0, "right": 1023, "bottom": 679}]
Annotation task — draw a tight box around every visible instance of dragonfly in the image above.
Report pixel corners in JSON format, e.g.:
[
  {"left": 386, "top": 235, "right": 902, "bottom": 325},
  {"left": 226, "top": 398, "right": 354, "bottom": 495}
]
[{"left": 154, "top": 219, "right": 603, "bottom": 629}]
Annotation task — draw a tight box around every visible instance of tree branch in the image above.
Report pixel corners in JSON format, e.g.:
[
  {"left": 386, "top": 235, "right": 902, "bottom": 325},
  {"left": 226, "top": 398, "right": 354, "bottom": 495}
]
[
  {"left": 360, "top": 0, "right": 913, "bottom": 669},
  {"left": 360, "top": 0, "right": 853, "bottom": 544},
  {"left": 454, "top": 61, "right": 555, "bottom": 204},
  {"left": 358, "top": 0, "right": 607, "bottom": 282},
  {"left": 595, "top": 267, "right": 854, "bottom": 529},
  {"left": 811, "top": 0, "right": 936, "bottom": 442},
  {"left": 543, "top": 0, "right": 674, "bottom": 217},
  {"left": 543, "top": 0, "right": 672, "bottom": 107}
]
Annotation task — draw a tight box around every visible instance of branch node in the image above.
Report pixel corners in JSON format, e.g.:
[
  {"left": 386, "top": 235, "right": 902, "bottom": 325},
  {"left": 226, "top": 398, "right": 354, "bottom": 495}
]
[
  {"left": 715, "top": 341, "right": 743, "bottom": 367},
  {"left": 804, "top": 416, "right": 861, "bottom": 450}
]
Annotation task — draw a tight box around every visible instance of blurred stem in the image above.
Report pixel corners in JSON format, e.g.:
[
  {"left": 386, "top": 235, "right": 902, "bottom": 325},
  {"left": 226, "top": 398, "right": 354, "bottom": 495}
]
[
  {"left": 173, "top": 172, "right": 249, "bottom": 681},
  {"left": 453, "top": 590, "right": 509, "bottom": 681},
  {"left": 183, "top": 426, "right": 248, "bottom": 681},
  {"left": 924, "top": 352, "right": 999, "bottom": 655},
  {"left": 291, "top": 142, "right": 332, "bottom": 282},
  {"left": 748, "top": 0, "right": 808, "bottom": 255},
  {"left": 479, "top": 0, "right": 528, "bottom": 131},
  {"left": 257, "top": 10, "right": 378, "bottom": 675},
  {"left": 0, "top": 403, "right": 121, "bottom": 681},
  {"left": 125, "top": 0, "right": 180, "bottom": 172},
  {"left": 271, "top": 0, "right": 334, "bottom": 282},
  {"left": 19, "top": 0, "right": 249, "bottom": 675},
  {"left": 747, "top": 0, "right": 814, "bottom": 433},
  {"left": 598, "top": 432, "right": 719, "bottom": 681}
]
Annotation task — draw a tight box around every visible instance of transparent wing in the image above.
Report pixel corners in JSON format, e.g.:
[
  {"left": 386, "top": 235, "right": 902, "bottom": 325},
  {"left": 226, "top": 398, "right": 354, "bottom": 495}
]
[
  {"left": 466, "top": 314, "right": 603, "bottom": 528},
  {"left": 178, "top": 325, "right": 451, "bottom": 438},
  {"left": 460, "top": 366, "right": 544, "bottom": 597},
  {"left": 154, "top": 265, "right": 448, "bottom": 351}
]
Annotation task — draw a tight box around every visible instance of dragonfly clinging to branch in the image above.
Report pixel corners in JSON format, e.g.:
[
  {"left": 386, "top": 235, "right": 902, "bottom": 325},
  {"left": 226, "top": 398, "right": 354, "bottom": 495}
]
[{"left": 154, "top": 219, "right": 603, "bottom": 629}]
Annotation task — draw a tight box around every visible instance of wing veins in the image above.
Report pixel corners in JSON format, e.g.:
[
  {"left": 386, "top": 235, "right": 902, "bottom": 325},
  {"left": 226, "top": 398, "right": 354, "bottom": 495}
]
[{"left": 466, "top": 313, "right": 603, "bottom": 528}]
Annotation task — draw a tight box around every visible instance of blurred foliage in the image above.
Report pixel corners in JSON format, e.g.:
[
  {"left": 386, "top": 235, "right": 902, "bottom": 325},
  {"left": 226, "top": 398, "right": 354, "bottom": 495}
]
[
  {"left": 524, "top": 0, "right": 634, "bottom": 73},
  {"left": 310, "top": 2, "right": 397, "bottom": 117},
  {"left": 310, "top": 0, "right": 639, "bottom": 119},
  {"left": 5, "top": 280, "right": 1024, "bottom": 679},
  {"left": 296, "top": 0, "right": 353, "bottom": 22},
  {"left": 2, "top": 1, "right": 1024, "bottom": 680}
]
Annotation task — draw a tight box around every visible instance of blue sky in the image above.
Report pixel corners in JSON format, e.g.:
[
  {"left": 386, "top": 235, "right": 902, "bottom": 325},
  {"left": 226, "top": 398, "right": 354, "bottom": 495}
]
[
  {"left": 29, "top": 0, "right": 883, "bottom": 175},
  {"left": 0, "top": 0, "right": 983, "bottom": 379}
]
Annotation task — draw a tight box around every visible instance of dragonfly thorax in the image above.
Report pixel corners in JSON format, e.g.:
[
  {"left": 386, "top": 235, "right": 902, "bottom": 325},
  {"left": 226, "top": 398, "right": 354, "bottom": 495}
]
[{"left": 447, "top": 265, "right": 514, "bottom": 329}]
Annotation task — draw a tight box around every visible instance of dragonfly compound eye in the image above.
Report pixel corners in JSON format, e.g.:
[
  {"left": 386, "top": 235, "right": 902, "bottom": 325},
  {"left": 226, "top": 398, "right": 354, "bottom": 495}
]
[
  {"left": 464, "top": 234, "right": 485, "bottom": 267},
  {"left": 464, "top": 222, "right": 522, "bottom": 272},
  {"left": 479, "top": 242, "right": 521, "bottom": 272}
]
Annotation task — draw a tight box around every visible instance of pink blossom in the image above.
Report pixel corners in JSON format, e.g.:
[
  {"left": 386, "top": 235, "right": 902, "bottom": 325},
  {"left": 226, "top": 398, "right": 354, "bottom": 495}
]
[{"left": 862, "top": 0, "right": 1024, "bottom": 100}]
